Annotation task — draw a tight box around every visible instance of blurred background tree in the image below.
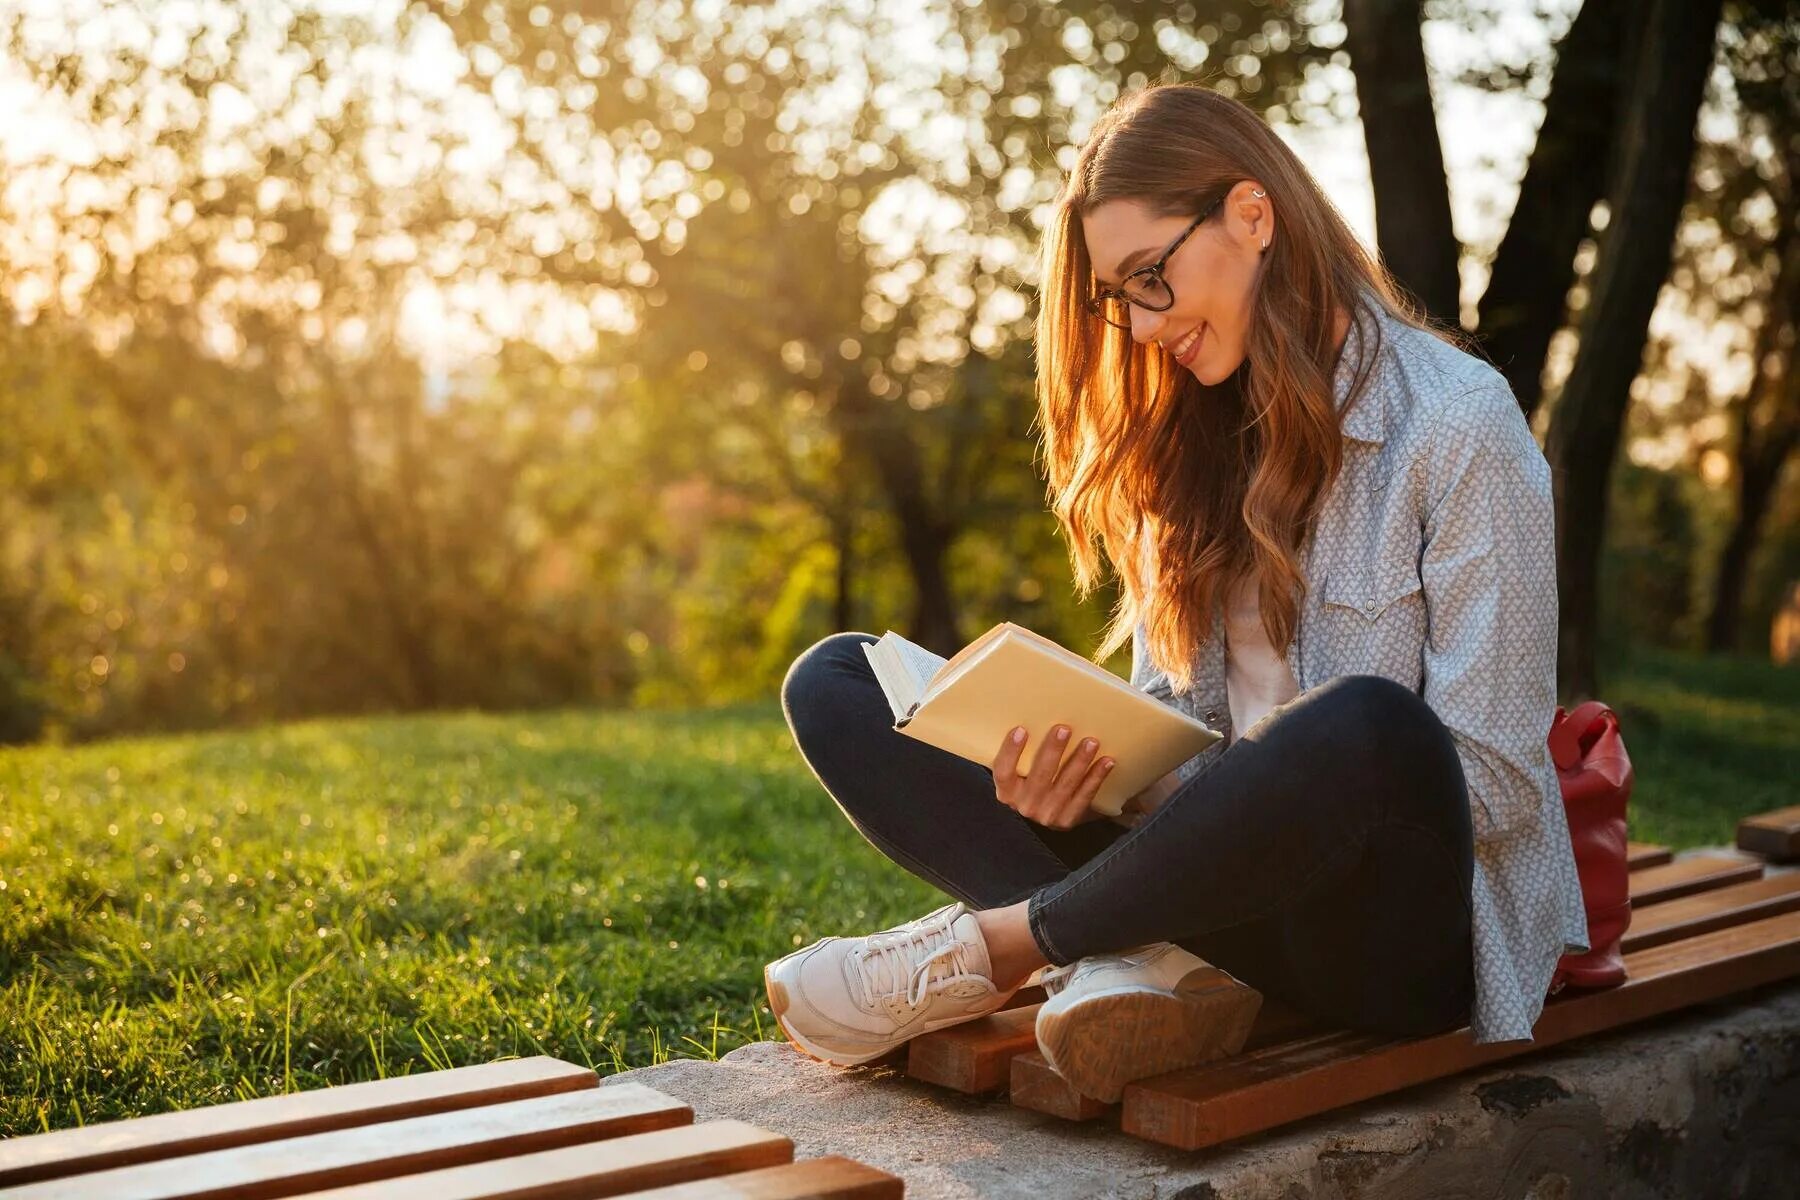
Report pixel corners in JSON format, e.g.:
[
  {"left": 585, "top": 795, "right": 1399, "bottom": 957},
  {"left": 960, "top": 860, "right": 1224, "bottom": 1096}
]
[{"left": 0, "top": 0, "right": 1793, "bottom": 744}]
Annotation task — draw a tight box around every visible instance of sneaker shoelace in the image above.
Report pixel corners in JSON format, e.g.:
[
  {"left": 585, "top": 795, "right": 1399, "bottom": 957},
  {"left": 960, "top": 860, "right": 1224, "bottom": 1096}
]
[
  {"left": 1038, "top": 943, "right": 1167, "bottom": 998},
  {"left": 849, "top": 907, "right": 978, "bottom": 1010},
  {"left": 1038, "top": 960, "right": 1081, "bottom": 997}
]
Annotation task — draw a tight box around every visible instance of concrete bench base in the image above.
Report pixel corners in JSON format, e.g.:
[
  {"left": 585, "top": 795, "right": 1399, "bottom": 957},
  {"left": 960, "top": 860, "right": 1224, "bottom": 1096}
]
[{"left": 601, "top": 977, "right": 1800, "bottom": 1198}]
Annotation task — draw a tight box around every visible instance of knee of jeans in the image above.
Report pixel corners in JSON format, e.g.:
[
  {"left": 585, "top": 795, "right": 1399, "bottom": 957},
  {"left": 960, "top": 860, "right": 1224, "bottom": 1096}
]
[
  {"left": 1312, "top": 674, "right": 1461, "bottom": 793},
  {"left": 781, "top": 631, "right": 880, "bottom": 727},
  {"left": 1312, "top": 673, "right": 1425, "bottom": 725}
]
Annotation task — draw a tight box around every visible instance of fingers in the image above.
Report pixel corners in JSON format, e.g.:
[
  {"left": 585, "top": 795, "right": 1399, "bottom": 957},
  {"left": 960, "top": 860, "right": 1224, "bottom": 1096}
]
[
  {"left": 1031, "top": 724, "right": 1075, "bottom": 788},
  {"left": 1035, "top": 735, "right": 1111, "bottom": 829},
  {"left": 991, "top": 725, "right": 1028, "bottom": 796},
  {"left": 992, "top": 725, "right": 1116, "bottom": 830},
  {"left": 1061, "top": 746, "right": 1116, "bottom": 826}
]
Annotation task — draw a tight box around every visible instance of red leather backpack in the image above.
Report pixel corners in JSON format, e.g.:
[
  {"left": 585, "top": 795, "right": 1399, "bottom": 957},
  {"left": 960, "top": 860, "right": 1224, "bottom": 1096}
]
[{"left": 1545, "top": 701, "right": 1635, "bottom": 996}]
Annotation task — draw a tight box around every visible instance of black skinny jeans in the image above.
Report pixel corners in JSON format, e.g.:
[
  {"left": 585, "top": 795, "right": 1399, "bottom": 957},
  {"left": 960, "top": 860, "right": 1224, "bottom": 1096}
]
[{"left": 780, "top": 631, "right": 1476, "bottom": 1039}]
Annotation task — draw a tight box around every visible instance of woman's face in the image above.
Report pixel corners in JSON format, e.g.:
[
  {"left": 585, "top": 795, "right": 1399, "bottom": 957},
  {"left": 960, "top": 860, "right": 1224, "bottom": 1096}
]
[{"left": 1080, "top": 181, "right": 1273, "bottom": 385}]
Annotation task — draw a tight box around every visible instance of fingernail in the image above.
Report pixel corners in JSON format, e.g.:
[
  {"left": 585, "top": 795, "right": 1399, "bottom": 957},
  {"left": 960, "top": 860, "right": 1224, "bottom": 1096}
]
[
  {"left": 1081, "top": 738, "right": 1096, "bottom": 752},
  {"left": 1102, "top": 760, "right": 1115, "bottom": 771},
  {"left": 1055, "top": 727, "right": 1069, "bottom": 741},
  {"left": 1012, "top": 727, "right": 1026, "bottom": 744}
]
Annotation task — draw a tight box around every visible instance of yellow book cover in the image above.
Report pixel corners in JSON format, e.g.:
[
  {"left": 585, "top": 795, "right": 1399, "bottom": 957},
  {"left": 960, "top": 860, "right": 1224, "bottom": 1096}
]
[{"left": 861, "top": 621, "right": 1220, "bottom": 817}]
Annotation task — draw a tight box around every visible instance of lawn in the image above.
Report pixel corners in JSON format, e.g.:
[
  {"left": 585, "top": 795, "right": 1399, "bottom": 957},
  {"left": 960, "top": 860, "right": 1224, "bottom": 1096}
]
[{"left": 2, "top": 646, "right": 1793, "bottom": 1135}]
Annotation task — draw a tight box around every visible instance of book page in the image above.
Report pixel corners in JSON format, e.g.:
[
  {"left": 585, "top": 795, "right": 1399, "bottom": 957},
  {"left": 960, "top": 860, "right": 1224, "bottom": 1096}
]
[
  {"left": 891, "top": 634, "right": 948, "bottom": 700},
  {"left": 861, "top": 640, "right": 913, "bottom": 720}
]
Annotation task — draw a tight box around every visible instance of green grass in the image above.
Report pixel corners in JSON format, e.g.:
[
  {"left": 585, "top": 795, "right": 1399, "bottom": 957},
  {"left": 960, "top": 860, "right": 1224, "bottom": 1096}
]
[
  {"left": 1600, "top": 646, "right": 1800, "bottom": 848},
  {"left": 0, "top": 702, "right": 948, "bottom": 1135},
  {"left": 2, "top": 647, "right": 1794, "bottom": 1135}
]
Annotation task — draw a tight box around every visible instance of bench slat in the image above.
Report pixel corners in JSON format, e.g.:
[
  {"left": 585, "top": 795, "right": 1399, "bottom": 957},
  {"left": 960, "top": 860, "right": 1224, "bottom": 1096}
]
[
  {"left": 284, "top": 1119, "right": 789, "bottom": 1199},
  {"left": 3, "top": 1084, "right": 689, "bottom": 1200},
  {"left": 1006, "top": 997, "right": 1325, "bottom": 1119},
  {"left": 0, "top": 1056, "right": 596, "bottom": 1188},
  {"left": 905, "top": 1005, "right": 1038, "bottom": 1093},
  {"left": 602, "top": 1155, "right": 905, "bottom": 1199},
  {"left": 1007, "top": 1052, "right": 1114, "bottom": 1121},
  {"left": 1119, "top": 906, "right": 1800, "bottom": 1150},
  {"left": 1629, "top": 853, "right": 1763, "bottom": 906},
  {"left": 1626, "top": 841, "right": 1672, "bottom": 870},
  {"left": 1738, "top": 805, "right": 1800, "bottom": 862},
  {"left": 1622, "top": 872, "right": 1800, "bottom": 954}
]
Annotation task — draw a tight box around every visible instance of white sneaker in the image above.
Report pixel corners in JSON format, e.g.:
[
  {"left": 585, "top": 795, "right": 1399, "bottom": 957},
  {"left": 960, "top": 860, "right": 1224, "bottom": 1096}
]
[
  {"left": 763, "top": 900, "right": 1023, "bottom": 1066},
  {"left": 1033, "top": 942, "right": 1262, "bottom": 1102}
]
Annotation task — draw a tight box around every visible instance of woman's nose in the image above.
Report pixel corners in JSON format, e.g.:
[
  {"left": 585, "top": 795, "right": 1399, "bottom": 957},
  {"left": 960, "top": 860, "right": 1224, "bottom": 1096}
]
[{"left": 1128, "top": 304, "right": 1166, "bottom": 344}]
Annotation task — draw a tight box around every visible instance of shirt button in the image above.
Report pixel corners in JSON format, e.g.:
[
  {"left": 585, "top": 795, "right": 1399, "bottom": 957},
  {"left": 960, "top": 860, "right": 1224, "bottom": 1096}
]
[
  {"left": 1363, "top": 599, "right": 1378, "bottom": 616},
  {"left": 1204, "top": 708, "right": 1221, "bottom": 723}
]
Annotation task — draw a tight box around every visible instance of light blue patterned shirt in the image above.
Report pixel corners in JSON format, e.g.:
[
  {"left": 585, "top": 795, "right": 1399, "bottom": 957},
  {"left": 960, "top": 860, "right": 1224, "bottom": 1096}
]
[{"left": 1130, "top": 288, "right": 1590, "bottom": 1044}]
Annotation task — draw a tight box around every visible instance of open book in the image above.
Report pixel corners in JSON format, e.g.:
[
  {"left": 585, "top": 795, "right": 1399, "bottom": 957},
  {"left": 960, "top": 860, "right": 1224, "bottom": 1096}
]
[{"left": 861, "top": 621, "right": 1221, "bottom": 817}]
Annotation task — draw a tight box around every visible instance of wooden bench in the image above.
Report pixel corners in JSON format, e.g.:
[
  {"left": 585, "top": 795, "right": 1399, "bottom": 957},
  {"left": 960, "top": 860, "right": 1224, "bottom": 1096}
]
[
  {"left": 0, "top": 1057, "right": 903, "bottom": 1199},
  {"left": 899, "top": 836, "right": 1800, "bottom": 1151},
  {"left": 1738, "top": 805, "right": 1800, "bottom": 862}
]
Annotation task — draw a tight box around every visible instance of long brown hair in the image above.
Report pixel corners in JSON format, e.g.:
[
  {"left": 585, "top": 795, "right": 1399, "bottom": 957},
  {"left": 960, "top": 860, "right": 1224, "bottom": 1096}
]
[{"left": 1035, "top": 81, "right": 1474, "bottom": 693}]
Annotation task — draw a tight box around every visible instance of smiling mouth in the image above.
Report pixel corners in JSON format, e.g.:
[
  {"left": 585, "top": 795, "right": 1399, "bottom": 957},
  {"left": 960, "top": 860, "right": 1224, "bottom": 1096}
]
[{"left": 1169, "top": 323, "right": 1206, "bottom": 362}]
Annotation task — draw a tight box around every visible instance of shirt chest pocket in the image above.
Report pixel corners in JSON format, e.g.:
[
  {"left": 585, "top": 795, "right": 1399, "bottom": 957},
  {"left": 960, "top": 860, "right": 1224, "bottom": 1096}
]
[{"left": 1317, "top": 555, "right": 1427, "bottom": 689}]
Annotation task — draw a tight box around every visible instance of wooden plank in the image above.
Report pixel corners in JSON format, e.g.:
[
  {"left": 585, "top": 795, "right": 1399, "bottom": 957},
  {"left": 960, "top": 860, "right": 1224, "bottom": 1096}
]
[
  {"left": 605, "top": 1155, "right": 904, "bottom": 1199},
  {"left": 906, "top": 1005, "right": 1039, "bottom": 1093},
  {"left": 1119, "top": 907, "right": 1800, "bottom": 1151},
  {"left": 1629, "top": 853, "right": 1763, "bottom": 906},
  {"left": 1738, "top": 805, "right": 1800, "bottom": 862},
  {"left": 286, "top": 1119, "right": 790, "bottom": 1199},
  {"left": 1007, "top": 1051, "right": 1114, "bottom": 1121},
  {"left": 1627, "top": 841, "right": 1672, "bottom": 870},
  {"left": 1623, "top": 873, "right": 1800, "bottom": 954},
  {"left": 2, "top": 1084, "right": 691, "bottom": 1200},
  {"left": 1007, "top": 997, "right": 1322, "bottom": 1122},
  {"left": 897, "top": 981, "right": 1047, "bottom": 1092},
  {"left": 910, "top": 983, "right": 1318, "bottom": 1102},
  {"left": 0, "top": 1056, "right": 597, "bottom": 1188}
]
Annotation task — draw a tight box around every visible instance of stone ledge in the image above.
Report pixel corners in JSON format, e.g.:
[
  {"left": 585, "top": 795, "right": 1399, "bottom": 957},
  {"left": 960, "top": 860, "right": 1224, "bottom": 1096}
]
[
  {"left": 604, "top": 978, "right": 1800, "bottom": 1198},
  {"left": 605, "top": 850, "right": 1799, "bottom": 1198}
]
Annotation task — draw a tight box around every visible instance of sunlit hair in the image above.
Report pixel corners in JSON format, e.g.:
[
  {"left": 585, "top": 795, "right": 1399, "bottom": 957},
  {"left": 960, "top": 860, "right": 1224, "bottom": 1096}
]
[{"left": 1034, "top": 80, "right": 1477, "bottom": 693}]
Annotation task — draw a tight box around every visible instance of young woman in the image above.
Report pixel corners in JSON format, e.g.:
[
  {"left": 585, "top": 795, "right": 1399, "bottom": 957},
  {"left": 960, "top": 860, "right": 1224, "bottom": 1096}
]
[{"left": 764, "top": 81, "right": 1589, "bottom": 1103}]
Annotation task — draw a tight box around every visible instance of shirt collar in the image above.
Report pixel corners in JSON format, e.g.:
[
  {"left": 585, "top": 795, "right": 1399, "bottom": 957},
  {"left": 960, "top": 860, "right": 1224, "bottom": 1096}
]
[{"left": 1333, "top": 291, "right": 1390, "bottom": 446}]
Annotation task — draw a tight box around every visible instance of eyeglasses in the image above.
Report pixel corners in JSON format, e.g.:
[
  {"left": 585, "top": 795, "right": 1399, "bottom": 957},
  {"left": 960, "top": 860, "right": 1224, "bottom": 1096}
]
[{"left": 1086, "top": 192, "right": 1226, "bottom": 331}]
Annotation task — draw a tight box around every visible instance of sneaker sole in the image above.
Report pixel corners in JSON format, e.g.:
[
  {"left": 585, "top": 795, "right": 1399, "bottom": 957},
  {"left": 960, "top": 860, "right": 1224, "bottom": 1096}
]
[
  {"left": 1034, "top": 968, "right": 1260, "bottom": 1104},
  {"left": 764, "top": 959, "right": 1020, "bottom": 1068}
]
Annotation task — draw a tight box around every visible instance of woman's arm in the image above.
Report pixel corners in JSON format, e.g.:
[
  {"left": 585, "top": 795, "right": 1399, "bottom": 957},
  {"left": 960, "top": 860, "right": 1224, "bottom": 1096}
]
[{"left": 1418, "top": 379, "right": 1561, "bottom": 845}]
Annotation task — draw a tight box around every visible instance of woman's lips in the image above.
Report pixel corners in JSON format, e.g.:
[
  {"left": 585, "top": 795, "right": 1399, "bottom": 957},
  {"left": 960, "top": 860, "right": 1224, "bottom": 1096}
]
[{"left": 1175, "top": 323, "right": 1207, "bottom": 365}]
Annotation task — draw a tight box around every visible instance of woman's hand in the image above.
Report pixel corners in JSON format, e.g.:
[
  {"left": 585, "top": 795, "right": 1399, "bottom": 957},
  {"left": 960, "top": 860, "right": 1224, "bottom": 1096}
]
[{"left": 990, "top": 723, "right": 1116, "bottom": 831}]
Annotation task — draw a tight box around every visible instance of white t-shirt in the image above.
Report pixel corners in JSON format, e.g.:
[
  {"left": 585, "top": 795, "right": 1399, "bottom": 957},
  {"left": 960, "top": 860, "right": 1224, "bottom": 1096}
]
[{"left": 1223, "top": 571, "right": 1300, "bottom": 743}]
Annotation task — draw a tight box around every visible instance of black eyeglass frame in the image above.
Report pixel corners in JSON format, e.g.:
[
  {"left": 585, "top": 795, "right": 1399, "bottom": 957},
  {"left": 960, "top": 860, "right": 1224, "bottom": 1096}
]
[{"left": 1086, "top": 191, "right": 1227, "bottom": 330}]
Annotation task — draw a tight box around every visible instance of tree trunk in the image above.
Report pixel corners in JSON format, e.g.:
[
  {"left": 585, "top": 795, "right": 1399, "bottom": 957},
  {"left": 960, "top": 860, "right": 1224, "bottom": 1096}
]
[
  {"left": 1707, "top": 441, "right": 1795, "bottom": 653},
  {"left": 1474, "top": 0, "right": 1634, "bottom": 418},
  {"left": 833, "top": 382, "right": 963, "bottom": 655},
  {"left": 1545, "top": 0, "right": 1726, "bottom": 701},
  {"left": 1707, "top": 154, "right": 1799, "bottom": 652},
  {"left": 1343, "top": 0, "right": 1461, "bottom": 322}
]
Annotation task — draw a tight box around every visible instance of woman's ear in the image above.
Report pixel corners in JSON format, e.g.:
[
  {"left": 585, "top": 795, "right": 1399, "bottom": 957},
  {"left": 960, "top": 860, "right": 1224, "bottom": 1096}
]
[{"left": 1235, "top": 181, "right": 1273, "bottom": 254}]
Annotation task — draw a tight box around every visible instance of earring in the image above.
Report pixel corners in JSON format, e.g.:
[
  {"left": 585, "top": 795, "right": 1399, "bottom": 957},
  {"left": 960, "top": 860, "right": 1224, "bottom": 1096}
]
[{"left": 1253, "top": 189, "right": 1268, "bottom": 251}]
